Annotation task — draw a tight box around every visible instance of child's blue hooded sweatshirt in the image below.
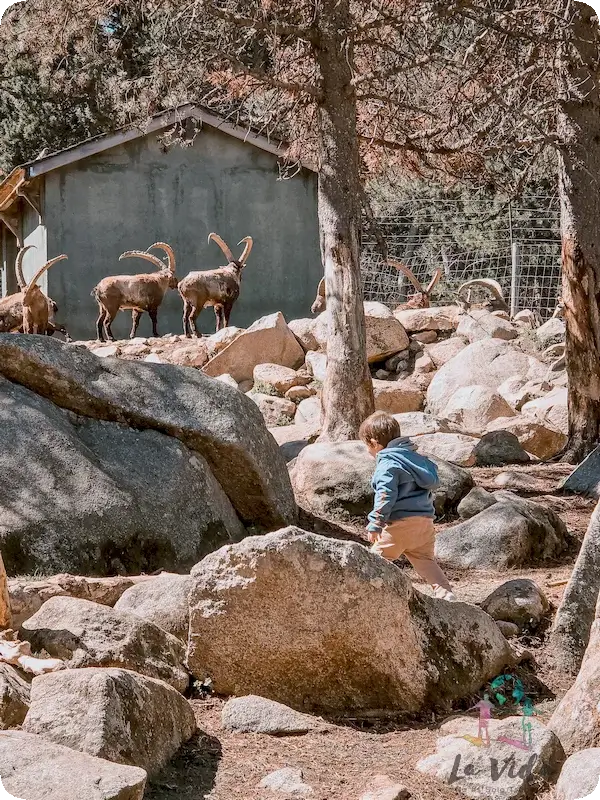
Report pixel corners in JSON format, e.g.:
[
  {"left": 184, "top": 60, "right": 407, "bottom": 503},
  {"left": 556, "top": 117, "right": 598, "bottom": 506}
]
[{"left": 367, "top": 437, "right": 439, "bottom": 533}]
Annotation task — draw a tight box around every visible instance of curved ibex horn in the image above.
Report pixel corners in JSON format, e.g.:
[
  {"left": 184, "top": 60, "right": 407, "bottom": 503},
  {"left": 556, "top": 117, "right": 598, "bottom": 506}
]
[
  {"left": 14, "top": 245, "right": 36, "bottom": 291},
  {"left": 119, "top": 250, "right": 166, "bottom": 271},
  {"left": 23, "top": 255, "right": 68, "bottom": 303},
  {"left": 387, "top": 259, "right": 424, "bottom": 294},
  {"left": 147, "top": 242, "right": 176, "bottom": 273},
  {"left": 458, "top": 278, "right": 505, "bottom": 302},
  {"left": 425, "top": 269, "right": 443, "bottom": 296},
  {"left": 208, "top": 233, "right": 234, "bottom": 263},
  {"left": 238, "top": 236, "right": 253, "bottom": 265}
]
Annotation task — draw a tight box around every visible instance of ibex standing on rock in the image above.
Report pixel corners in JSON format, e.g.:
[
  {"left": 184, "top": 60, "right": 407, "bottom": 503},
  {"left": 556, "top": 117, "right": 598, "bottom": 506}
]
[
  {"left": 178, "top": 232, "right": 253, "bottom": 336},
  {"left": 0, "top": 246, "right": 68, "bottom": 335},
  {"left": 92, "top": 242, "right": 178, "bottom": 341}
]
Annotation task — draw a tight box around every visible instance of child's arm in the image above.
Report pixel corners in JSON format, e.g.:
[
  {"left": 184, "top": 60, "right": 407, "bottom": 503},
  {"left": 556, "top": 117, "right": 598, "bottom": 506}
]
[{"left": 367, "top": 467, "right": 400, "bottom": 534}]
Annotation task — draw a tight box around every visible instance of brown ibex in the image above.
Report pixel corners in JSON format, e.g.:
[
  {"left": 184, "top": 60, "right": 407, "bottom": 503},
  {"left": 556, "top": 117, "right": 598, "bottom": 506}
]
[
  {"left": 92, "top": 242, "right": 178, "bottom": 342},
  {"left": 178, "top": 232, "right": 253, "bottom": 337},
  {"left": 312, "top": 262, "right": 442, "bottom": 314},
  {"left": 457, "top": 278, "right": 510, "bottom": 315},
  {"left": 390, "top": 261, "right": 442, "bottom": 310},
  {"left": 0, "top": 246, "right": 68, "bottom": 335}
]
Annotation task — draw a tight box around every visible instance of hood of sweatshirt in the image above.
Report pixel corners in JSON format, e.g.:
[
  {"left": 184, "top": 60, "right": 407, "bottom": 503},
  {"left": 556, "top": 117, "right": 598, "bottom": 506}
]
[{"left": 376, "top": 437, "right": 439, "bottom": 490}]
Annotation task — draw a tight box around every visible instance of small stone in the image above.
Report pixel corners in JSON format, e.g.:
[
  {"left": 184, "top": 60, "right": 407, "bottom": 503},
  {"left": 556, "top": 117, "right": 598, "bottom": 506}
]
[
  {"left": 305, "top": 351, "right": 327, "bottom": 382},
  {"left": 412, "top": 331, "right": 437, "bottom": 344},
  {"left": 259, "top": 767, "right": 313, "bottom": 796},
  {"left": 222, "top": 695, "right": 318, "bottom": 735},
  {"left": 92, "top": 345, "right": 119, "bottom": 358},
  {"left": 250, "top": 394, "right": 297, "bottom": 427},
  {"left": 360, "top": 775, "right": 411, "bottom": 800},
  {"left": 496, "top": 621, "right": 520, "bottom": 639},
  {"left": 144, "top": 353, "right": 164, "bottom": 364},
  {"left": 481, "top": 579, "right": 550, "bottom": 631},
  {"left": 215, "top": 373, "right": 238, "bottom": 389},
  {"left": 285, "top": 385, "right": 313, "bottom": 402},
  {"left": 409, "top": 340, "right": 424, "bottom": 353},
  {"left": 414, "top": 353, "right": 435, "bottom": 374},
  {"left": 254, "top": 363, "right": 311, "bottom": 395},
  {"left": 474, "top": 431, "right": 531, "bottom": 467},
  {"left": 0, "top": 663, "right": 30, "bottom": 729},
  {"left": 375, "top": 369, "right": 391, "bottom": 380},
  {"left": 385, "top": 352, "right": 410, "bottom": 373}
]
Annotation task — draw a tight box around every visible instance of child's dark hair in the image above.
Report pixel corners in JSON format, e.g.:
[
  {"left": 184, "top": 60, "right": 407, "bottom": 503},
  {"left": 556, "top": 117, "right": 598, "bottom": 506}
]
[{"left": 359, "top": 411, "right": 401, "bottom": 448}]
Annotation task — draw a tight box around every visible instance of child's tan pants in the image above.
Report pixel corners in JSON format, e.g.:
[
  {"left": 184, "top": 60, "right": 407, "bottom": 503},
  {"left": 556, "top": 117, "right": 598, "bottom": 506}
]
[{"left": 370, "top": 516, "right": 452, "bottom": 591}]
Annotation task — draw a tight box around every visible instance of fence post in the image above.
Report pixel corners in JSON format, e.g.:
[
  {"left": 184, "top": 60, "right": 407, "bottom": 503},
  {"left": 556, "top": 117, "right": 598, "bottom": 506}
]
[{"left": 511, "top": 242, "right": 520, "bottom": 318}]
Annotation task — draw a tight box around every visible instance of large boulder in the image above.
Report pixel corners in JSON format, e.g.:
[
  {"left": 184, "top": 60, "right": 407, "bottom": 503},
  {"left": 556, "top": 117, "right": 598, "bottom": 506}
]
[
  {"left": 288, "top": 318, "right": 319, "bottom": 353},
  {"left": 394, "top": 306, "right": 460, "bottom": 333},
  {"left": 537, "top": 317, "right": 566, "bottom": 348},
  {"left": 290, "top": 443, "right": 473, "bottom": 527},
  {"left": 417, "top": 716, "right": 564, "bottom": 800},
  {"left": 0, "top": 663, "right": 30, "bottom": 729},
  {"left": 473, "top": 431, "right": 531, "bottom": 467},
  {"left": 486, "top": 416, "right": 566, "bottom": 460},
  {"left": 457, "top": 487, "right": 498, "bottom": 520},
  {"left": 21, "top": 597, "right": 189, "bottom": 692},
  {"left": 555, "top": 749, "right": 600, "bottom": 800},
  {"left": 392, "top": 412, "right": 447, "bottom": 437},
  {"left": 456, "top": 309, "right": 518, "bottom": 343},
  {"left": 414, "top": 433, "right": 480, "bottom": 467},
  {"left": 522, "top": 387, "right": 568, "bottom": 436},
  {"left": 373, "top": 380, "right": 424, "bottom": 414},
  {"left": 204, "top": 326, "right": 244, "bottom": 358},
  {"left": 497, "top": 376, "right": 551, "bottom": 412},
  {"left": 550, "top": 620, "right": 600, "bottom": 755},
  {"left": 305, "top": 350, "right": 327, "bottom": 382},
  {"left": 0, "top": 376, "right": 245, "bottom": 576},
  {"left": 442, "top": 385, "right": 516, "bottom": 436},
  {"left": 249, "top": 393, "right": 297, "bottom": 427},
  {"left": 0, "top": 335, "right": 297, "bottom": 530},
  {"left": 425, "top": 337, "right": 468, "bottom": 368},
  {"left": 480, "top": 579, "right": 550, "bottom": 631},
  {"left": 0, "top": 730, "right": 147, "bottom": 800},
  {"left": 314, "top": 303, "right": 410, "bottom": 363},
  {"left": 187, "top": 528, "right": 511, "bottom": 714},
  {"left": 253, "top": 363, "right": 311, "bottom": 395},
  {"left": 435, "top": 494, "right": 569, "bottom": 569},
  {"left": 426, "top": 339, "right": 546, "bottom": 416},
  {"left": 114, "top": 575, "right": 193, "bottom": 642},
  {"left": 23, "top": 668, "right": 196, "bottom": 775},
  {"left": 202, "top": 312, "right": 304, "bottom": 382}
]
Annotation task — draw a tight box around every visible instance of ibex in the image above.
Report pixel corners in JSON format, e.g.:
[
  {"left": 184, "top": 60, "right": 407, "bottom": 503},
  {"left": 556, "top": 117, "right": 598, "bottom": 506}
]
[
  {"left": 178, "top": 232, "right": 253, "bottom": 337},
  {"left": 92, "top": 242, "right": 178, "bottom": 342},
  {"left": 457, "top": 278, "right": 510, "bottom": 315},
  {"left": 390, "top": 261, "right": 442, "bottom": 310},
  {"left": 312, "top": 262, "right": 442, "bottom": 314},
  {"left": 0, "top": 246, "right": 68, "bottom": 335}
]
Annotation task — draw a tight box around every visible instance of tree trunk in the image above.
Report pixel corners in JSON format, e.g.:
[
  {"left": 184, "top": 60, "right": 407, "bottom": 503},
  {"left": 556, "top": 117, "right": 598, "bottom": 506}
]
[
  {"left": 550, "top": 499, "right": 600, "bottom": 675},
  {"left": 0, "top": 553, "right": 11, "bottom": 631},
  {"left": 558, "top": 4, "right": 600, "bottom": 463},
  {"left": 315, "top": 0, "right": 374, "bottom": 442}
]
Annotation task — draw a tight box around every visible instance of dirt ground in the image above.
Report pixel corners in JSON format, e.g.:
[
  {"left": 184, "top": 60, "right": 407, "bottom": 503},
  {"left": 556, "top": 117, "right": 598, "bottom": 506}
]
[{"left": 146, "top": 463, "right": 594, "bottom": 800}]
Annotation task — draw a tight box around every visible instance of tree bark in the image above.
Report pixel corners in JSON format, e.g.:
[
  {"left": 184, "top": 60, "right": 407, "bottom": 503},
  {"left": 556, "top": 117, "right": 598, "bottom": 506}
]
[
  {"left": 0, "top": 553, "right": 11, "bottom": 631},
  {"left": 315, "top": 0, "right": 374, "bottom": 442},
  {"left": 550, "top": 499, "right": 600, "bottom": 675},
  {"left": 558, "top": 4, "right": 600, "bottom": 463}
]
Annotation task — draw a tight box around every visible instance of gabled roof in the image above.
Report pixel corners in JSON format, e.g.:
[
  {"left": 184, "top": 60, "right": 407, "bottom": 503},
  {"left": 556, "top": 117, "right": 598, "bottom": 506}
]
[{"left": 0, "top": 104, "right": 315, "bottom": 215}]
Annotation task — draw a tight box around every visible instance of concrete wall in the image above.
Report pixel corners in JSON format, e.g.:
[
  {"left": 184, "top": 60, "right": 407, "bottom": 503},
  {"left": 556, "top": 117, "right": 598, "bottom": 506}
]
[{"left": 41, "top": 125, "right": 321, "bottom": 340}]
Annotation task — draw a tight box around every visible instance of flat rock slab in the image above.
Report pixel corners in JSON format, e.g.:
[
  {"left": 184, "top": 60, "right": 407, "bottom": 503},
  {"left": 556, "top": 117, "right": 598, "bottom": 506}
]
[
  {"left": 222, "top": 695, "right": 319, "bottom": 735},
  {"left": 21, "top": 596, "right": 188, "bottom": 693},
  {"left": 0, "top": 730, "right": 147, "bottom": 800},
  {"left": 0, "top": 335, "right": 296, "bottom": 528},
  {"left": 559, "top": 445, "right": 600, "bottom": 498},
  {"left": 259, "top": 767, "right": 313, "bottom": 796},
  {"left": 23, "top": 668, "right": 196, "bottom": 775},
  {"left": 417, "top": 716, "right": 564, "bottom": 800}
]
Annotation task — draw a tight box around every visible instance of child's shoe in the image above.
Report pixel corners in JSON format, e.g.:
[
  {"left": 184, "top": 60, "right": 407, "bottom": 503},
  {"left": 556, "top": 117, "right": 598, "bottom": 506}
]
[{"left": 433, "top": 585, "right": 457, "bottom": 602}]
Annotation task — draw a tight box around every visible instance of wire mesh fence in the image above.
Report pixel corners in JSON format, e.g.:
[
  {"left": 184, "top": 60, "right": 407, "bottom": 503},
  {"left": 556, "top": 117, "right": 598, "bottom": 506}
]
[{"left": 361, "top": 195, "right": 562, "bottom": 320}]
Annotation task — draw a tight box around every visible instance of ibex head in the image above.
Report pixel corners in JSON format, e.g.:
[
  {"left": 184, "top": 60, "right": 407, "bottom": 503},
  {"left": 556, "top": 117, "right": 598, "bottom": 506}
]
[
  {"left": 208, "top": 233, "right": 253, "bottom": 272},
  {"left": 389, "top": 260, "right": 442, "bottom": 310}
]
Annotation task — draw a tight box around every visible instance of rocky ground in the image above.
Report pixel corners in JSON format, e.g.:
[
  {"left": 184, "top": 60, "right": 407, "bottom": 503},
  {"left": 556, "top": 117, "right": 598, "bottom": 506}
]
[{"left": 0, "top": 301, "right": 593, "bottom": 800}]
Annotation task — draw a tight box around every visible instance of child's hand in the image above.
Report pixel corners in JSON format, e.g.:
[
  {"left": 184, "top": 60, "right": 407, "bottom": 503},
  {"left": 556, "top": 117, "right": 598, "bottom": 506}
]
[{"left": 366, "top": 529, "right": 378, "bottom": 544}]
